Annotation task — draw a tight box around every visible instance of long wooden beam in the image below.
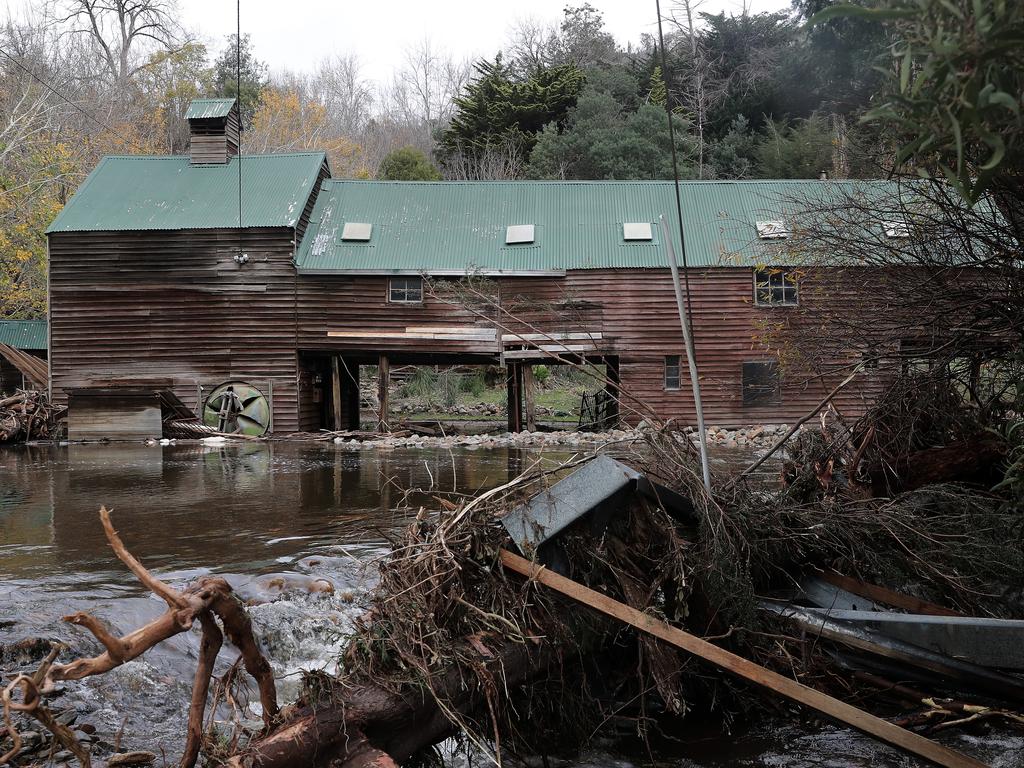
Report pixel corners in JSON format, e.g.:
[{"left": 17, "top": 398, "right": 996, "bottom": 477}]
[{"left": 498, "top": 549, "right": 987, "bottom": 768}]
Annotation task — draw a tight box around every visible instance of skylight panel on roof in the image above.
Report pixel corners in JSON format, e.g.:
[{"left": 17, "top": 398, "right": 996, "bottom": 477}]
[
  {"left": 505, "top": 224, "right": 535, "bottom": 244},
  {"left": 622, "top": 222, "right": 653, "bottom": 241},
  {"left": 756, "top": 220, "right": 789, "bottom": 240},
  {"left": 341, "top": 222, "right": 373, "bottom": 241},
  {"left": 883, "top": 220, "right": 910, "bottom": 238}
]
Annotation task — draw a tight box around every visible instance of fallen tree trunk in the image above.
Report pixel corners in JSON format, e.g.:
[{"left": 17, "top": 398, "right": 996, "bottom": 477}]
[{"left": 228, "top": 641, "right": 550, "bottom": 768}]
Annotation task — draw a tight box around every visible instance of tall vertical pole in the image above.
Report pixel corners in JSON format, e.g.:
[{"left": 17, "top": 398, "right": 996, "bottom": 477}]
[{"left": 661, "top": 215, "right": 712, "bottom": 492}]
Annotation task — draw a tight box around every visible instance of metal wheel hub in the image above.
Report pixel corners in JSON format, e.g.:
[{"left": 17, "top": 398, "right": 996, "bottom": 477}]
[{"left": 203, "top": 381, "right": 270, "bottom": 436}]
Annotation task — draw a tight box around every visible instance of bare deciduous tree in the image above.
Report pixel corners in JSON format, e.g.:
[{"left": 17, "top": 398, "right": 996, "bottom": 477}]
[
  {"left": 57, "top": 0, "right": 187, "bottom": 84},
  {"left": 440, "top": 140, "right": 526, "bottom": 181},
  {"left": 505, "top": 16, "right": 556, "bottom": 75},
  {"left": 310, "top": 54, "right": 374, "bottom": 137},
  {"left": 668, "top": 0, "right": 727, "bottom": 179},
  {"left": 384, "top": 38, "right": 469, "bottom": 146}
]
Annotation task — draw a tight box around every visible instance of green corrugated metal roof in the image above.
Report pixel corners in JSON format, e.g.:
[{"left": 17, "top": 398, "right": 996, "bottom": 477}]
[
  {"left": 46, "top": 153, "right": 327, "bottom": 233},
  {"left": 294, "top": 179, "right": 895, "bottom": 274},
  {"left": 0, "top": 319, "right": 47, "bottom": 350},
  {"left": 185, "top": 98, "right": 236, "bottom": 120}
]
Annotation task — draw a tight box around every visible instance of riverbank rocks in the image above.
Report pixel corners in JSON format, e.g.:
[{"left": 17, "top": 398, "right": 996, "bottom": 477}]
[
  {"left": 334, "top": 428, "right": 642, "bottom": 451},
  {"left": 331, "top": 424, "right": 788, "bottom": 452}
]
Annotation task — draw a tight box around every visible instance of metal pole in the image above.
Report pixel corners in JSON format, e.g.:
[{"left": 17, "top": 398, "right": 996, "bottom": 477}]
[{"left": 660, "top": 215, "right": 711, "bottom": 492}]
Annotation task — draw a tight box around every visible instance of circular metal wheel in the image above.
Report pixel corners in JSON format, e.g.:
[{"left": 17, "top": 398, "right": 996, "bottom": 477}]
[{"left": 203, "top": 381, "right": 271, "bottom": 436}]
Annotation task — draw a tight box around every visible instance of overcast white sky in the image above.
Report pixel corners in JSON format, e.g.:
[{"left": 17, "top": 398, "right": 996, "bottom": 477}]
[{"left": 178, "top": 0, "right": 794, "bottom": 85}]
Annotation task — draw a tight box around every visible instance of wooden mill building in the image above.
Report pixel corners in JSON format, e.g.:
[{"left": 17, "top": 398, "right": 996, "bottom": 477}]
[{"left": 47, "top": 97, "right": 885, "bottom": 438}]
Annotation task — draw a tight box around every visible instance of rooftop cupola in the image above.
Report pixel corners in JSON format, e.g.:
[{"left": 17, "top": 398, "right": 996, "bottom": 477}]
[{"left": 186, "top": 98, "right": 240, "bottom": 164}]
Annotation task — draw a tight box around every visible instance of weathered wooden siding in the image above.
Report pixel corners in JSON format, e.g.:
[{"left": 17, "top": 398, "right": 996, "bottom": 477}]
[
  {"left": 48, "top": 227, "right": 303, "bottom": 432},
  {"left": 296, "top": 275, "right": 500, "bottom": 358},
  {"left": 549, "top": 268, "right": 888, "bottom": 426},
  {"left": 50, "top": 235, "right": 887, "bottom": 434},
  {"left": 293, "top": 268, "right": 887, "bottom": 428},
  {"left": 188, "top": 111, "right": 240, "bottom": 164}
]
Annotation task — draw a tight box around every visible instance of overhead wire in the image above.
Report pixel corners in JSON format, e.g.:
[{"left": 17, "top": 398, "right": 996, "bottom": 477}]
[
  {"left": 236, "top": 0, "right": 243, "bottom": 240},
  {"left": 0, "top": 44, "right": 141, "bottom": 152},
  {"left": 654, "top": 0, "right": 697, "bottom": 338}
]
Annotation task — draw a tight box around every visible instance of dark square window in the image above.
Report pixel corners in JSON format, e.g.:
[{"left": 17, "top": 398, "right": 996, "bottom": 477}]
[
  {"left": 665, "top": 355, "right": 681, "bottom": 390},
  {"left": 754, "top": 268, "right": 798, "bottom": 306},
  {"left": 742, "top": 361, "right": 780, "bottom": 406},
  {"left": 388, "top": 277, "right": 423, "bottom": 304}
]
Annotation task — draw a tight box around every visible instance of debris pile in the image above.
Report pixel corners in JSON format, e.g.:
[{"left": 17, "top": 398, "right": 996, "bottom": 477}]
[
  {"left": 224, "top": 389, "right": 1021, "bottom": 766},
  {"left": 0, "top": 390, "right": 64, "bottom": 442},
  {"left": 2, "top": 374, "right": 1021, "bottom": 768}
]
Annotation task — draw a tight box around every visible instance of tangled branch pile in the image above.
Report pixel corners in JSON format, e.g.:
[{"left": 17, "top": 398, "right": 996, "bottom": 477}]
[
  {"left": 276, "top": 414, "right": 1022, "bottom": 765},
  {"left": 0, "top": 390, "right": 64, "bottom": 442},
  {"left": 3, "top": 375, "right": 1021, "bottom": 767}
]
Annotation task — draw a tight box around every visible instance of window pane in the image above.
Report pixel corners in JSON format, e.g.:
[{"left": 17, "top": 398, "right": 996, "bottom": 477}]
[
  {"left": 755, "top": 269, "right": 798, "bottom": 306},
  {"left": 665, "top": 356, "right": 681, "bottom": 390},
  {"left": 389, "top": 277, "right": 422, "bottom": 303},
  {"left": 742, "top": 361, "right": 781, "bottom": 406}
]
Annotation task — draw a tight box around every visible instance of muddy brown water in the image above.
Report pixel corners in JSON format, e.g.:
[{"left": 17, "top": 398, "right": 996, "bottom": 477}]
[{"left": 1, "top": 442, "right": 1020, "bottom": 766}]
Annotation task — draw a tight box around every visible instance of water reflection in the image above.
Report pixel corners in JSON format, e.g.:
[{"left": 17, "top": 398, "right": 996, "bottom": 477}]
[{"left": 0, "top": 441, "right": 551, "bottom": 590}]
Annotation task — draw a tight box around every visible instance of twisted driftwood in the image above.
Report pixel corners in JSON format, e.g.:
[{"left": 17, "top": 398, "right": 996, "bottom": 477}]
[{"left": 1, "top": 507, "right": 279, "bottom": 768}]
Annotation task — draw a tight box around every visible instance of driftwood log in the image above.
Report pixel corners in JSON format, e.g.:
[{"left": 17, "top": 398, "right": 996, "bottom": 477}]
[{"left": 226, "top": 641, "right": 549, "bottom": 768}]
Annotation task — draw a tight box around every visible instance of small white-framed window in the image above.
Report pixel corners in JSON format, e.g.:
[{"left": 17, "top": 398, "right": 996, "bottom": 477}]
[
  {"left": 756, "top": 220, "right": 789, "bottom": 239},
  {"left": 754, "top": 268, "right": 799, "bottom": 306},
  {"left": 505, "top": 224, "right": 535, "bottom": 244},
  {"left": 388, "top": 277, "right": 423, "bottom": 304},
  {"left": 622, "top": 222, "right": 653, "bottom": 241},
  {"left": 664, "top": 355, "right": 681, "bottom": 390}
]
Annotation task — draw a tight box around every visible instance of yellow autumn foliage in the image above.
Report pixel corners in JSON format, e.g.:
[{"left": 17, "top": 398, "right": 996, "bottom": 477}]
[{"left": 249, "top": 88, "right": 372, "bottom": 178}]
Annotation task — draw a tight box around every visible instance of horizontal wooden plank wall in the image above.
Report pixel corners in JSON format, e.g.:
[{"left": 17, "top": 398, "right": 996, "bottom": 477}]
[
  {"left": 51, "top": 227, "right": 886, "bottom": 433},
  {"left": 544, "top": 268, "right": 888, "bottom": 427},
  {"left": 294, "top": 268, "right": 887, "bottom": 429},
  {"left": 48, "top": 159, "right": 330, "bottom": 436},
  {"left": 295, "top": 275, "right": 500, "bottom": 359},
  {"left": 48, "top": 226, "right": 303, "bottom": 433}
]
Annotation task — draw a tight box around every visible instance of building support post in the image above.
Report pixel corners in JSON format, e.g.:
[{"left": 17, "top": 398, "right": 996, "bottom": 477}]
[
  {"left": 507, "top": 363, "right": 523, "bottom": 433},
  {"left": 342, "top": 359, "right": 361, "bottom": 430},
  {"left": 522, "top": 363, "right": 536, "bottom": 432},
  {"left": 331, "top": 356, "right": 343, "bottom": 431},
  {"left": 377, "top": 354, "right": 390, "bottom": 433},
  {"left": 604, "top": 357, "right": 620, "bottom": 427}
]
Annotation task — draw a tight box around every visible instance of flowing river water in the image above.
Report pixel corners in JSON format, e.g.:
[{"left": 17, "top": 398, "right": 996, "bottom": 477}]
[{"left": 1, "top": 442, "right": 1021, "bottom": 766}]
